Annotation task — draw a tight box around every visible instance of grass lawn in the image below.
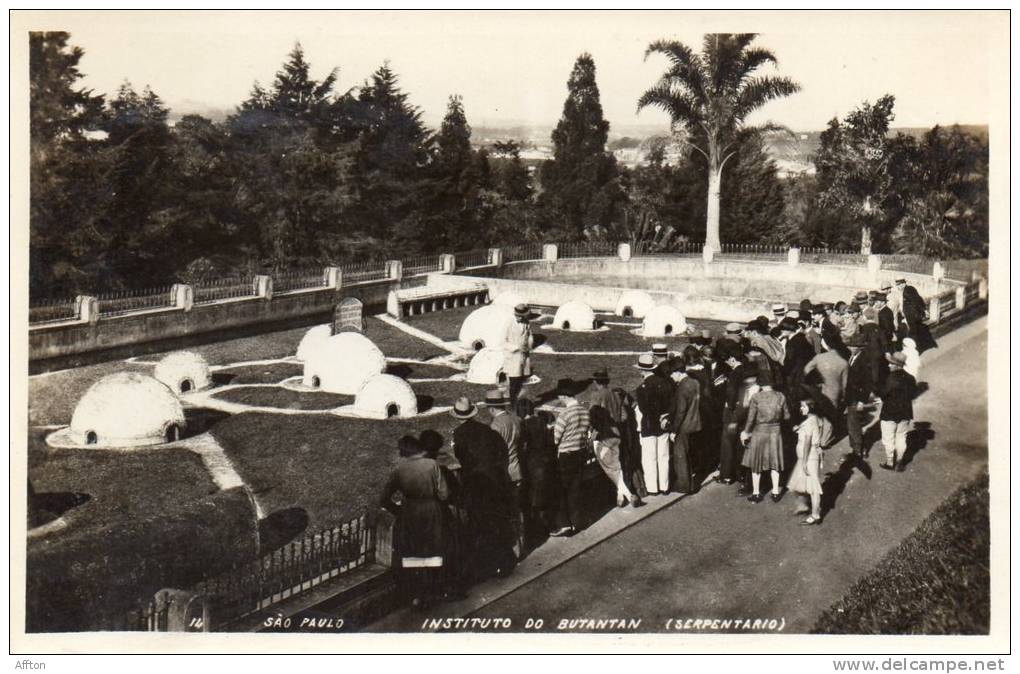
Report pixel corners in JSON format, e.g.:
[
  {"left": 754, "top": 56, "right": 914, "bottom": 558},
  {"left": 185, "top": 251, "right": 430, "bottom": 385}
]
[
  {"left": 385, "top": 361, "right": 463, "bottom": 379},
  {"left": 210, "top": 411, "right": 463, "bottom": 531},
  {"left": 812, "top": 474, "right": 990, "bottom": 634},
  {"left": 364, "top": 316, "right": 447, "bottom": 360},
  {"left": 408, "top": 380, "right": 493, "bottom": 409},
  {"left": 210, "top": 387, "right": 353, "bottom": 410},
  {"left": 28, "top": 429, "right": 219, "bottom": 533},
  {"left": 28, "top": 360, "right": 155, "bottom": 427},
  {"left": 402, "top": 305, "right": 478, "bottom": 341},
  {"left": 164, "top": 325, "right": 311, "bottom": 366},
  {"left": 214, "top": 362, "right": 303, "bottom": 385}
]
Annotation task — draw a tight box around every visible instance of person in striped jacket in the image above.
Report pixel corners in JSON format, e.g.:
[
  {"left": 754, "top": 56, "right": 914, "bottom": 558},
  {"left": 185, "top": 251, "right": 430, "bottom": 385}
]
[{"left": 550, "top": 379, "right": 592, "bottom": 537}]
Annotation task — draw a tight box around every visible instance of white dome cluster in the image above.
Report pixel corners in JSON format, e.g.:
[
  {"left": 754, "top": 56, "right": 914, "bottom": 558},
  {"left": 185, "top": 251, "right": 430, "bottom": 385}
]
[
  {"left": 69, "top": 372, "right": 186, "bottom": 448},
  {"left": 153, "top": 351, "right": 211, "bottom": 394},
  {"left": 302, "top": 332, "right": 386, "bottom": 394},
  {"left": 352, "top": 374, "right": 418, "bottom": 419},
  {"left": 459, "top": 304, "right": 514, "bottom": 351},
  {"left": 615, "top": 290, "right": 656, "bottom": 319},
  {"left": 552, "top": 301, "right": 597, "bottom": 331},
  {"left": 642, "top": 305, "right": 687, "bottom": 337},
  {"left": 296, "top": 324, "right": 332, "bottom": 362}
]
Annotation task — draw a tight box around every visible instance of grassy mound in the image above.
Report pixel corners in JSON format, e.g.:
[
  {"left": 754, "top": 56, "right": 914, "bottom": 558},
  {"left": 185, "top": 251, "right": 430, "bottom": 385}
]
[
  {"left": 812, "top": 474, "right": 990, "bottom": 634},
  {"left": 211, "top": 386, "right": 353, "bottom": 410},
  {"left": 211, "top": 412, "right": 462, "bottom": 531},
  {"left": 28, "top": 360, "right": 154, "bottom": 427}
]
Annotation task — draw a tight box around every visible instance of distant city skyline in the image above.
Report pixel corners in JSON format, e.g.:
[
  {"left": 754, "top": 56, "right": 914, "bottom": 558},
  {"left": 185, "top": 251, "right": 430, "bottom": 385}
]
[{"left": 19, "top": 10, "right": 1001, "bottom": 132}]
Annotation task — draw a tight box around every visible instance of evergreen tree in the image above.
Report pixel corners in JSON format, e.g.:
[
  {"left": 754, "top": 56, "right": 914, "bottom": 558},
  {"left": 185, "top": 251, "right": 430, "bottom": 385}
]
[
  {"left": 717, "top": 131, "right": 786, "bottom": 244},
  {"left": 539, "top": 53, "right": 624, "bottom": 239}
]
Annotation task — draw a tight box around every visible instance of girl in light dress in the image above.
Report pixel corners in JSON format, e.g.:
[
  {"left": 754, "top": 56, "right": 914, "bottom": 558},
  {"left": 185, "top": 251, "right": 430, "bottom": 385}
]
[
  {"left": 901, "top": 337, "right": 921, "bottom": 381},
  {"left": 787, "top": 398, "right": 825, "bottom": 525}
]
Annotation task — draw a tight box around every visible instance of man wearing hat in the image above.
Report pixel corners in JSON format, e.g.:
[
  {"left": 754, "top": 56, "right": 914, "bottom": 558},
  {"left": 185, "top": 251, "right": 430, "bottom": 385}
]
[
  {"left": 487, "top": 390, "right": 523, "bottom": 502},
  {"left": 803, "top": 340, "right": 848, "bottom": 433},
  {"left": 651, "top": 343, "right": 671, "bottom": 361},
  {"left": 781, "top": 315, "right": 814, "bottom": 400},
  {"left": 633, "top": 353, "right": 674, "bottom": 496},
  {"left": 503, "top": 303, "right": 535, "bottom": 407},
  {"left": 806, "top": 305, "right": 825, "bottom": 355},
  {"left": 720, "top": 322, "right": 744, "bottom": 346},
  {"left": 840, "top": 302, "right": 863, "bottom": 343},
  {"left": 667, "top": 360, "right": 701, "bottom": 495},
  {"left": 844, "top": 334, "right": 877, "bottom": 459},
  {"left": 451, "top": 397, "right": 517, "bottom": 578},
  {"left": 821, "top": 303, "right": 850, "bottom": 360},
  {"left": 874, "top": 292, "right": 896, "bottom": 352},
  {"left": 878, "top": 352, "right": 917, "bottom": 471},
  {"left": 551, "top": 379, "right": 593, "bottom": 536}
]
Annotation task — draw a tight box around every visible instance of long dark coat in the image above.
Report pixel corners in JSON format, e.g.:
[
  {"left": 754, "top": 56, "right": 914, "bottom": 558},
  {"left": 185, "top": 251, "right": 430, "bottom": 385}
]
[
  {"left": 901, "top": 286, "right": 938, "bottom": 354},
  {"left": 520, "top": 414, "right": 559, "bottom": 512},
  {"left": 381, "top": 456, "right": 449, "bottom": 559}
]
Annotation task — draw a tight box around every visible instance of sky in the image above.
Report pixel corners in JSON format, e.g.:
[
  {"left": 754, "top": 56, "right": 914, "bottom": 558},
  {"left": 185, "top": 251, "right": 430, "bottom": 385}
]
[{"left": 16, "top": 10, "right": 1005, "bottom": 133}]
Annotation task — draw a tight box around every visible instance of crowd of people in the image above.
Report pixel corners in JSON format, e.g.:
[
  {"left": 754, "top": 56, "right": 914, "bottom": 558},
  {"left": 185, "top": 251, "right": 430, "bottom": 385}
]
[{"left": 380, "top": 279, "right": 938, "bottom": 608}]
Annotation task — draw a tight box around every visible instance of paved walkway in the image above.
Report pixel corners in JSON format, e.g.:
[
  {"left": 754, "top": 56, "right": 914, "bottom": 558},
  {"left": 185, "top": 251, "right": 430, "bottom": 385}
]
[{"left": 367, "top": 319, "right": 988, "bottom": 633}]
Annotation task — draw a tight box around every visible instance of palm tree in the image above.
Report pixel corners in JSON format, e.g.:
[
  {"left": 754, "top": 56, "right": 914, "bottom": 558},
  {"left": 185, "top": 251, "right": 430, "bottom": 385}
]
[{"left": 638, "top": 34, "right": 800, "bottom": 251}]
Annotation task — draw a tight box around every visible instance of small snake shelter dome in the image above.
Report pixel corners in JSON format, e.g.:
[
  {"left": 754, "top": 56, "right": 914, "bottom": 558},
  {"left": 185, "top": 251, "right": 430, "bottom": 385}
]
[
  {"left": 491, "top": 291, "right": 527, "bottom": 308},
  {"left": 296, "top": 324, "right": 332, "bottom": 362},
  {"left": 642, "top": 305, "right": 687, "bottom": 337},
  {"left": 353, "top": 374, "right": 418, "bottom": 419},
  {"left": 552, "top": 301, "right": 597, "bottom": 331},
  {"left": 615, "top": 290, "right": 656, "bottom": 319},
  {"left": 302, "top": 332, "right": 386, "bottom": 394},
  {"left": 459, "top": 304, "right": 514, "bottom": 351},
  {"left": 153, "top": 351, "right": 212, "bottom": 394},
  {"left": 69, "top": 372, "right": 186, "bottom": 447},
  {"left": 466, "top": 347, "right": 507, "bottom": 385}
]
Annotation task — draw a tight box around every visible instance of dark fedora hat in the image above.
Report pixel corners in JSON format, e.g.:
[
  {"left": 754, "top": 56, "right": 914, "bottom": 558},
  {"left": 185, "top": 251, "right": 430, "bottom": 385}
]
[
  {"left": 635, "top": 353, "right": 657, "bottom": 371},
  {"left": 779, "top": 317, "right": 799, "bottom": 332},
  {"left": 484, "top": 389, "right": 509, "bottom": 407},
  {"left": 592, "top": 367, "right": 610, "bottom": 382},
  {"left": 450, "top": 396, "right": 478, "bottom": 419},
  {"left": 552, "top": 377, "right": 585, "bottom": 398}
]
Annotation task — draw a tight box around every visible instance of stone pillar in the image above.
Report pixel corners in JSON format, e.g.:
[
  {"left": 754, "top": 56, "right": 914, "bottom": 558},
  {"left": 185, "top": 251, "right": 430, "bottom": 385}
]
[
  {"left": 171, "top": 284, "right": 193, "bottom": 312},
  {"left": 955, "top": 285, "right": 966, "bottom": 310},
  {"left": 979, "top": 277, "right": 988, "bottom": 300},
  {"left": 929, "top": 296, "right": 941, "bottom": 324},
  {"left": 787, "top": 247, "right": 800, "bottom": 266},
  {"left": 488, "top": 247, "right": 503, "bottom": 267},
  {"left": 618, "top": 243, "right": 632, "bottom": 262},
  {"left": 867, "top": 254, "right": 882, "bottom": 275},
  {"left": 75, "top": 295, "right": 98, "bottom": 324},
  {"left": 386, "top": 290, "right": 400, "bottom": 318},
  {"left": 702, "top": 244, "right": 714, "bottom": 264},
  {"left": 253, "top": 275, "right": 273, "bottom": 300},
  {"left": 324, "top": 266, "right": 342, "bottom": 289},
  {"left": 386, "top": 260, "right": 403, "bottom": 281},
  {"left": 374, "top": 509, "right": 396, "bottom": 568},
  {"left": 932, "top": 261, "right": 945, "bottom": 281},
  {"left": 439, "top": 254, "right": 455, "bottom": 273},
  {"left": 542, "top": 244, "right": 558, "bottom": 262}
]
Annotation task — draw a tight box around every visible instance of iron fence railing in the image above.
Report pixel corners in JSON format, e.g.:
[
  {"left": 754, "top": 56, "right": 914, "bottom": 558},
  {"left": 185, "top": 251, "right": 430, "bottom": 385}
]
[
  {"left": 716, "top": 243, "right": 788, "bottom": 261},
  {"left": 799, "top": 247, "right": 868, "bottom": 266},
  {"left": 454, "top": 248, "right": 493, "bottom": 270},
  {"left": 403, "top": 254, "right": 443, "bottom": 277},
  {"left": 937, "top": 289, "right": 958, "bottom": 316},
  {"left": 193, "top": 276, "right": 257, "bottom": 305},
  {"left": 558, "top": 240, "right": 619, "bottom": 259},
  {"left": 878, "top": 255, "right": 934, "bottom": 277},
  {"left": 98, "top": 286, "right": 175, "bottom": 317},
  {"left": 192, "top": 511, "right": 373, "bottom": 631},
  {"left": 339, "top": 260, "right": 389, "bottom": 284},
  {"left": 503, "top": 242, "right": 544, "bottom": 263},
  {"left": 943, "top": 259, "right": 988, "bottom": 282},
  {"left": 273, "top": 269, "right": 328, "bottom": 294},
  {"left": 631, "top": 240, "right": 703, "bottom": 257},
  {"left": 29, "top": 297, "right": 79, "bottom": 325}
]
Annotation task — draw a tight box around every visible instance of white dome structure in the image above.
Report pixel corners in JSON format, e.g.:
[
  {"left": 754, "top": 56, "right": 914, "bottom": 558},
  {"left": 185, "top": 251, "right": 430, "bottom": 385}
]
[
  {"left": 153, "top": 351, "right": 212, "bottom": 394},
  {"left": 615, "top": 290, "right": 656, "bottom": 319},
  {"left": 302, "top": 332, "right": 386, "bottom": 394},
  {"left": 459, "top": 304, "right": 514, "bottom": 351},
  {"left": 552, "top": 301, "right": 597, "bottom": 331},
  {"left": 352, "top": 374, "right": 418, "bottom": 419},
  {"left": 642, "top": 305, "right": 688, "bottom": 337},
  {"left": 466, "top": 347, "right": 507, "bottom": 385},
  {"left": 69, "top": 372, "right": 186, "bottom": 447},
  {"left": 296, "top": 324, "right": 332, "bottom": 361},
  {"left": 492, "top": 291, "right": 527, "bottom": 308}
]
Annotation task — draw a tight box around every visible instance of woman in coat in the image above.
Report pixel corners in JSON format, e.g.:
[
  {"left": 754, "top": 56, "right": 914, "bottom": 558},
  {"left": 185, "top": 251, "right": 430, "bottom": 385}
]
[
  {"left": 740, "top": 372, "right": 790, "bottom": 503},
  {"left": 516, "top": 397, "right": 559, "bottom": 547},
  {"left": 380, "top": 435, "right": 450, "bottom": 608},
  {"left": 899, "top": 283, "right": 938, "bottom": 354}
]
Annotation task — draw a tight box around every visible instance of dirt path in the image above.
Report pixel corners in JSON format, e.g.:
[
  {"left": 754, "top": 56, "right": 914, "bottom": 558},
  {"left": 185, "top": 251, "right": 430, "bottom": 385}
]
[{"left": 369, "top": 319, "right": 988, "bottom": 633}]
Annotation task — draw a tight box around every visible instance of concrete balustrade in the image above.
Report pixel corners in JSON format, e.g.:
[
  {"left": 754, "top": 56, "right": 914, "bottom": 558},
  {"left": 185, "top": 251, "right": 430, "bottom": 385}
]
[
  {"left": 488, "top": 248, "right": 503, "bottom": 267},
  {"left": 618, "top": 243, "right": 632, "bottom": 262},
  {"left": 787, "top": 247, "right": 800, "bottom": 266},
  {"left": 542, "top": 243, "right": 558, "bottom": 262}
]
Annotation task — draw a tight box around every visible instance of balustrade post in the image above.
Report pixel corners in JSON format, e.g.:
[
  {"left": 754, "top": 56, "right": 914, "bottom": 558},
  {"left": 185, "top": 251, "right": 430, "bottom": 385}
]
[
  {"left": 542, "top": 243, "right": 558, "bottom": 262},
  {"left": 439, "top": 254, "right": 455, "bottom": 274},
  {"left": 618, "top": 242, "right": 632, "bottom": 262},
  {"left": 254, "top": 275, "right": 273, "bottom": 300},
  {"left": 488, "top": 247, "right": 503, "bottom": 267},
  {"left": 385, "top": 260, "right": 403, "bottom": 281},
  {"left": 929, "top": 296, "right": 941, "bottom": 324},
  {"left": 979, "top": 277, "right": 988, "bottom": 300},
  {"left": 955, "top": 285, "right": 966, "bottom": 310},
  {"left": 932, "top": 261, "right": 945, "bottom": 281},
  {"left": 787, "top": 247, "right": 800, "bottom": 266},
  {"left": 324, "top": 266, "right": 342, "bottom": 289},
  {"left": 75, "top": 295, "right": 99, "bottom": 324},
  {"left": 702, "top": 244, "right": 714, "bottom": 264},
  {"left": 171, "top": 284, "right": 193, "bottom": 312}
]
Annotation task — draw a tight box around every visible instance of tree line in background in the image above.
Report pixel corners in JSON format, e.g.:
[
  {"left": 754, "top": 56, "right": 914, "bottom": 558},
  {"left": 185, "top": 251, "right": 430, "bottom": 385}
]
[{"left": 29, "top": 32, "right": 989, "bottom": 298}]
